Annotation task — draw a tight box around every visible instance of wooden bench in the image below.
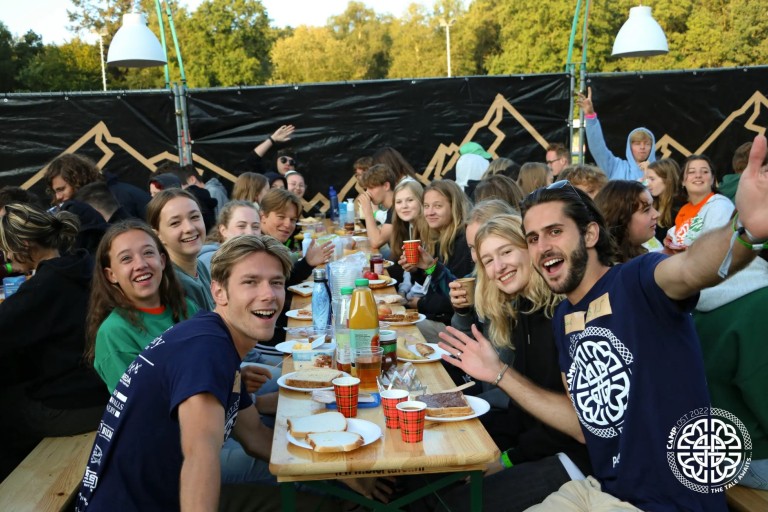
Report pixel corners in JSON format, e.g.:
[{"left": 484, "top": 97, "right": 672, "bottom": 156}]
[
  {"left": 726, "top": 484, "right": 768, "bottom": 512},
  {"left": 0, "top": 431, "right": 95, "bottom": 512}
]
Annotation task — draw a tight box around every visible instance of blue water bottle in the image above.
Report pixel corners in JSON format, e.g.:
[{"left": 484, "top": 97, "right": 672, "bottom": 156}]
[
  {"left": 329, "top": 186, "right": 339, "bottom": 222},
  {"left": 312, "top": 268, "right": 332, "bottom": 331}
]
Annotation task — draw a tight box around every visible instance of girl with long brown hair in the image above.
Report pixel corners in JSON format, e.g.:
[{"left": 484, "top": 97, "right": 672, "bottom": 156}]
[{"left": 85, "top": 220, "right": 195, "bottom": 392}]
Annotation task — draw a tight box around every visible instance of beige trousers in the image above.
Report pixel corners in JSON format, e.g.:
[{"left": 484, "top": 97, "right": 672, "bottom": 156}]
[{"left": 524, "top": 476, "right": 642, "bottom": 512}]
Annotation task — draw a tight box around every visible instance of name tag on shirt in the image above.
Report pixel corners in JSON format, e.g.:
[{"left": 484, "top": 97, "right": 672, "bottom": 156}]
[{"left": 564, "top": 293, "right": 613, "bottom": 334}]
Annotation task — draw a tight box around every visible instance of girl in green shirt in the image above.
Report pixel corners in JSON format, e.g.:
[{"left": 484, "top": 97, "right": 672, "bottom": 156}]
[{"left": 85, "top": 220, "right": 195, "bottom": 392}]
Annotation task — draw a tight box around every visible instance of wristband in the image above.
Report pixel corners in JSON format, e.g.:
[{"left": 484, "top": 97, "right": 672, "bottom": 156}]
[
  {"left": 492, "top": 363, "right": 509, "bottom": 386},
  {"left": 584, "top": 113, "right": 597, "bottom": 119},
  {"left": 734, "top": 213, "right": 768, "bottom": 250},
  {"left": 500, "top": 450, "right": 514, "bottom": 469},
  {"left": 4, "top": 262, "right": 11, "bottom": 273},
  {"left": 425, "top": 261, "right": 438, "bottom": 275},
  {"left": 268, "top": 135, "right": 275, "bottom": 144}
]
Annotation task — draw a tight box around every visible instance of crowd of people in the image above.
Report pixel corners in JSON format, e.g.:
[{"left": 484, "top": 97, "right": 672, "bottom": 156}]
[{"left": 0, "top": 113, "right": 766, "bottom": 512}]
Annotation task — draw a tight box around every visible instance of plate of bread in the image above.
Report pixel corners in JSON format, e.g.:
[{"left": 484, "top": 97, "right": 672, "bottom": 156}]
[
  {"left": 287, "top": 411, "right": 382, "bottom": 452},
  {"left": 378, "top": 305, "right": 424, "bottom": 325},
  {"left": 417, "top": 391, "right": 490, "bottom": 422},
  {"left": 286, "top": 307, "right": 313, "bottom": 321},
  {"left": 368, "top": 277, "right": 397, "bottom": 290},
  {"left": 397, "top": 342, "right": 448, "bottom": 363},
  {"left": 278, "top": 368, "right": 350, "bottom": 392},
  {"left": 287, "top": 282, "right": 314, "bottom": 297}
]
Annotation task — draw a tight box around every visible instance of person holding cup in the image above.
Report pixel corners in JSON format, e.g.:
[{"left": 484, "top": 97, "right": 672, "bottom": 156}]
[
  {"left": 398, "top": 180, "right": 472, "bottom": 345},
  {"left": 430, "top": 214, "right": 591, "bottom": 511},
  {"left": 388, "top": 180, "right": 428, "bottom": 286}
]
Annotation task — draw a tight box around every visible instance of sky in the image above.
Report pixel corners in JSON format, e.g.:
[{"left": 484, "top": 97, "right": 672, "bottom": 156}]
[{"left": 0, "top": 0, "right": 432, "bottom": 45}]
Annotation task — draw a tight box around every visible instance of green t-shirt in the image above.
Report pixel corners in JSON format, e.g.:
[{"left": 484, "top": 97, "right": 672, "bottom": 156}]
[
  {"left": 173, "top": 260, "right": 215, "bottom": 311},
  {"left": 94, "top": 299, "right": 198, "bottom": 393}
]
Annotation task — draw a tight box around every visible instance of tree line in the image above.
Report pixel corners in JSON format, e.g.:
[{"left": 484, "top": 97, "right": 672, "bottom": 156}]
[{"left": 2, "top": 0, "right": 767, "bottom": 93}]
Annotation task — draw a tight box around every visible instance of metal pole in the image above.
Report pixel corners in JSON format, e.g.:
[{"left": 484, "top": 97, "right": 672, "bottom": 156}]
[
  {"left": 577, "top": 0, "right": 591, "bottom": 164},
  {"left": 154, "top": 0, "right": 171, "bottom": 89},
  {"left": 163, "top": 0, "right": 187, "bottom": 86},
  {"left": 446, "top": 24, "right": 452, "bottom": 78},
  {"left": 98, "top": 32, "right": 107, "bottom": 91},
  {"left": 566, "top": 0, "right": 584, "bottom": 162}
]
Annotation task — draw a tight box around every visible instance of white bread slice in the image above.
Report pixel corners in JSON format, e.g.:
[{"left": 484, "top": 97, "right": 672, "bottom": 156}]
[
  {"left": 288, "top": 411, "right": 347, "bottom": 439},
  {"left": 285, "top": 368, "right": 343, "bottom": 388},
  {"left": 307, "top": 431, "right": 364, "bottom": 452}
]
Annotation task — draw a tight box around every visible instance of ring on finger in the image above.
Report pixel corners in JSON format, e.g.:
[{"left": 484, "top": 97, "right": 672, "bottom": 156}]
[{"left": 456, "top": 350, "right": 462, "bottom": 358}]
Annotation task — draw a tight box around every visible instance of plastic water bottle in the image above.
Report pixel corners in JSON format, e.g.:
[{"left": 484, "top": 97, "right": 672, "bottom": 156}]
[
  {"left": 345, "top": 198, "right": 355, "bottom": 230},
  {"left": 312, "top": 268, "right": 332, "bottom": 331},
  {"left": 339, "top": 201, "right": 347, "bottom": 222},
  {"left": 302, "top": 235, "right": 312, "bottom": 258},
  {"left": 329, "top": 186, "right": 339, "bottom": 222},
  {"left": 334, "top": 286, "right": 354, "bottom": 372}
]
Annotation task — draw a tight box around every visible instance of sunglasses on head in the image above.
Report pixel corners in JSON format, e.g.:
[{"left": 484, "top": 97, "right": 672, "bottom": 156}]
[
  {"left": 279, "top": 156, "right": 295, "bottom": 166},
  {"left": 527, "top": 179, "right": 585, "bottom": 206}
]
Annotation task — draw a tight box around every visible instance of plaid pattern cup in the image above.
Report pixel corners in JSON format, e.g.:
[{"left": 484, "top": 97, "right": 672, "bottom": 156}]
[
  {"left": 403, "top": 240, "right": 421, "bottom": 264},
  {"left": 333, "top": 377, "right": 361, "bottom": 418},
  {"left": 396, "top": 400, "right": 427, "bottom": 443},
  {"left": 380, "top": 389, "right": 409, "bottom": 429}
]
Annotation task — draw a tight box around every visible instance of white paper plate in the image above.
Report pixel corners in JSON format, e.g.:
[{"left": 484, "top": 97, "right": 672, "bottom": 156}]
[
  {"left": 287, "top": 418, "right": 382, "bottom": 451},
  {"left": 383, "top": 260, "right": 394, "bottom": 268},
  {"left": 274, "top": 338, "right": 325, "bottom": 354},
  {"left": 386, "top": 313, "right": 426, "bottom": 326},
  {"left": 278, "top": 371, "right": 351, "bottom": 392},
  {"left": 286, "top": 309, "right": 313, "bottom": 321},
  {"left": 424, "top": 395, "right": 491, "bottom": 422},
  {"left": 397, "top": 342, "right": 449, "bottom": 363}
]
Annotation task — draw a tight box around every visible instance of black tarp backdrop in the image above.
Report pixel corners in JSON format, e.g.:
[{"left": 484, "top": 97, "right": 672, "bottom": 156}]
[
  {"left": 585, "top": 66, "right": 768, "bottom": 181},
  {"left": 0, "top": 90, "right": 177, "bottom": 201},
  {"left": 0, "top": 74, "right": 571, "bottom": 208}
]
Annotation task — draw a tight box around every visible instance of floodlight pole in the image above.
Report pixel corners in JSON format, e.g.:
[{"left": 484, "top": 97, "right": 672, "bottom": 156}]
[
  {"left": 440, "top": 18, "right": 455, "bottom": 78},
  {"left": 566, "top": 0, "right": 590, "bottom": 164},
  {"left": 153, "top": 0, "right": 191, "bottom": 165}
]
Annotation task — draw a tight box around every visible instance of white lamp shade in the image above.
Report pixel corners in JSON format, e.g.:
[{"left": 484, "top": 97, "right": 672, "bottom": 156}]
[
  {"left": 612, "top": 6, "right": 669, "bottom": 58},
  {"left": 107, "top": 13, "right": 167, "bottom": 68}
]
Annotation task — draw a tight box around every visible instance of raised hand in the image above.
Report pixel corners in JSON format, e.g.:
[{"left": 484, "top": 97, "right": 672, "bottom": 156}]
[
  {"left": 438, "top": 324, "right": 505, "bottom": 383},
  {"left": 735, "top": 134, "right": 768, "bottom": 240},
  {"left": 305, "top": 239, "right": 334, "bottom": 267},
  {"left": 576, "top": 86, "right": 595, "bottom": 116},
  {"left": 270, "top": 124, "right": 295, "bottom": 143}
]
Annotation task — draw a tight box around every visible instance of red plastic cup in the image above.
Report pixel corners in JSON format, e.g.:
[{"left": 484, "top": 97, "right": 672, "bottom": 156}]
[
  {"left": 396, "top": 400, "right": 427, "bottom": 443},
  {"left": 380, "top": 389, "right": 409, "bottom": 429},
  {"left": 403, "top": 240, "right": 421, "bottom": 264},
  {"left": 333, "top": 377, "right": 360, "bottom": 418}
]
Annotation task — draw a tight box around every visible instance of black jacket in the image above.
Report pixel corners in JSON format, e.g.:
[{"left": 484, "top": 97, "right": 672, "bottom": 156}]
[
  {"left": 104, "top": 172, "right": 152, "bottom": 220},
  {"left": 494, "top": 300, "right": 591, "bottom": 475},
  {"left": 415, "top": 230, "right": 473, "bottom": 324},
  {"left": 0, "top": 250, "right": 108, "bottom": 409}
]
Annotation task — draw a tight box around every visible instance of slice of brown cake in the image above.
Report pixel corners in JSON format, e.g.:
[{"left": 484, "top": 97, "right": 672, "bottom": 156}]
[{"left": 418, "top": 391, "right": 474, "bottom": 418}]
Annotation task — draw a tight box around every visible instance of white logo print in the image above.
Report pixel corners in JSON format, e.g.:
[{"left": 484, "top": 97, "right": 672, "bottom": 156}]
[
  {"left": 667, "top": 407, "right": 752, "bottom": 493},
  {"left": 567, "top": 326, "right": 633, "bottom": 439}
]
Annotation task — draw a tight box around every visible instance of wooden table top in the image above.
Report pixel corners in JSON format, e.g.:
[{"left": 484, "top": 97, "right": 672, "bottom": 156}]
[{"left": 269, "top": 282, "right": 500, "bottom": 482}]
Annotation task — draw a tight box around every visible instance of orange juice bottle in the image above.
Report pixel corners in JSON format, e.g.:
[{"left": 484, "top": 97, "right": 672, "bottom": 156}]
[{"left": 349, "top": 278, "right": 379, "bottom": 351}]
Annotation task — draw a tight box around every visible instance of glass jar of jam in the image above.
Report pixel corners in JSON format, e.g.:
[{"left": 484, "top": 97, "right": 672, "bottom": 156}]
[
  {"left": 370, "top": 253, "right": 384, "bottom": 275},
  {"left": 379, "top": 330, "right": 397, "bottom": 374}
]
